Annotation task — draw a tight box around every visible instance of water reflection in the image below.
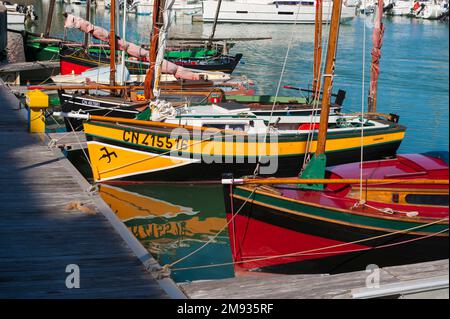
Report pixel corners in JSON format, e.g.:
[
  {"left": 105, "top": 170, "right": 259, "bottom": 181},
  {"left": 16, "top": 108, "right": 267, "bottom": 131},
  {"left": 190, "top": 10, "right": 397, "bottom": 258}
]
[{"left": 98, "top": 183, "right": 234, "bottom": 282}]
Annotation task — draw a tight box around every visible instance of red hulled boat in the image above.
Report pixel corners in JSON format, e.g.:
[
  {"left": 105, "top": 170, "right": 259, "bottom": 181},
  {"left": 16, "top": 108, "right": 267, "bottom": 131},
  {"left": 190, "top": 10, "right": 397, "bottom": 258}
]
[
  {"left": 221, "top": 0, "right": 449, "bottom": 275},
  {"left": 223, "top": 152, "right": 449, "bottom": 274}
]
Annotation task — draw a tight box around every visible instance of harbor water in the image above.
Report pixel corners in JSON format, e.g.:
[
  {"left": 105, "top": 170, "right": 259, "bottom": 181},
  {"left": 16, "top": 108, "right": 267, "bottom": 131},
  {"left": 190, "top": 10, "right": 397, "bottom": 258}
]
[{"left": 21, "top": 1, "right": 449, "bottom": 282}]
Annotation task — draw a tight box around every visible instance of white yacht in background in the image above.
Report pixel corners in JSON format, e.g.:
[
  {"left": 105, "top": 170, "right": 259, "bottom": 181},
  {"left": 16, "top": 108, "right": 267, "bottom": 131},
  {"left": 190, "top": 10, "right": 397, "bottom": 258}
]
[
  {"left": 202, "top": 0, "right": 357, "bottom": 24},
  {"left": 63, "top": 0, "right": 88, "bottom": 4},
  {"left": 414, "top": 0, "right": 448, "bottom": 19},
  {"left": 173, "top": 0, "right": 202, "bottom": 14},
  {"left": 384, "top": 0, "right": 415, "bottom": 16},
  {"left": 127, "top": 0, "right": 201, "bottom": 15},
  {"left": 384, "top": 0, "right": 447, "bottom": 19},
  {"left": 2, "top": 1, "right": 37, "bottom": 24}
]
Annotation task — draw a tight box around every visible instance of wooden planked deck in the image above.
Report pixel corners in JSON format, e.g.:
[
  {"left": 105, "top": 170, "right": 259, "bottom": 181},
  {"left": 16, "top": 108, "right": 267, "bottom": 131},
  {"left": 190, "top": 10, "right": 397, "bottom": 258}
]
[
  {"left": 0, "top": 80, "right": 183, "bottom": 299},
  {"left": 180, "top": 260, "right": 449, "bottom": 299}
]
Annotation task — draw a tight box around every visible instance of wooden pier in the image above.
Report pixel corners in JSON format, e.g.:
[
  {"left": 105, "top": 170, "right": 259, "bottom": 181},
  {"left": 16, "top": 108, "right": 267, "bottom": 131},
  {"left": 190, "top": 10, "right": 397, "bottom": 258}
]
[
  {"left": 180, "top": 260, "right": 449, "bottom": 299},
  {"left": 0, "top": 80, "right": 184, "bottom": 299}
]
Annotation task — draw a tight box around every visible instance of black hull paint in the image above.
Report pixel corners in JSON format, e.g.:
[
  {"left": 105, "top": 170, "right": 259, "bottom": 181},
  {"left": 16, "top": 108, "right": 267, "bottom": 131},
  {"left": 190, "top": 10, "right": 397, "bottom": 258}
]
[
  {"left": 59, "top": 46, "right": 243, "bottom": 75},
  {"left": 60, "top": 92, "right": 140, "bottom": 131},
  {"left": 88, "top": 134, "right": 403, "bottom": 181}
]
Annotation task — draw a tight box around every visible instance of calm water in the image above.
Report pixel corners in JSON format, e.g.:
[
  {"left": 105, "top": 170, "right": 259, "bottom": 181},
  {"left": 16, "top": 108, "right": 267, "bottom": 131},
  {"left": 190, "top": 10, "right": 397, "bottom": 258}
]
[{"left": 28, "top": 1, "right": 449, "bottom": 282}]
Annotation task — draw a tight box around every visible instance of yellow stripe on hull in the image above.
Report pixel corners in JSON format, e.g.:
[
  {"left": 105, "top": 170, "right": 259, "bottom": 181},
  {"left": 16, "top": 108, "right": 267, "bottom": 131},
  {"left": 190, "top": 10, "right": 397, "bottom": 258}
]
[
  {"left": 88, "top": 141, "right": 200, "bottom": 182},
  {"left": 84, "top": 122, "right": 405, "bottom": 158}
]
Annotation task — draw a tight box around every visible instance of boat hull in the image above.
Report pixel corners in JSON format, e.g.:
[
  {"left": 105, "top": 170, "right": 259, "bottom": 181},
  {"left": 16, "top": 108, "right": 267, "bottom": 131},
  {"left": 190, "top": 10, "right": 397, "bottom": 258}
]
[
  {"left": 59, "top": 46, "right": 242, "bottom": 75},
  {"left": 83, "top": 120, "right": 405, "bottom": 182},
  {"left": 224, "top": 185, "right": 449, "bottom": 274}
]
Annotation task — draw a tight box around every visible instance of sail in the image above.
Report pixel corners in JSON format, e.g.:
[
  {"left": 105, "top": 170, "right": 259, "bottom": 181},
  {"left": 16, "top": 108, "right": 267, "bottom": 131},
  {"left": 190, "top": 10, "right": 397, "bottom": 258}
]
[
  {"left": 63, "top": 14, "right": 200, "bottom": 81},
  {"left": 368, "top": 0, "right": 384, "bottom": 112}
]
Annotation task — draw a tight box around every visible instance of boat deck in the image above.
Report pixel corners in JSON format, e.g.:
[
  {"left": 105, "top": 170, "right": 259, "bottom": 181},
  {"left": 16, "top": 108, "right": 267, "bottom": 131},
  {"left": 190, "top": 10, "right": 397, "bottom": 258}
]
[{"left": 0, "top": 80, "right": 182, "bottom": 298}]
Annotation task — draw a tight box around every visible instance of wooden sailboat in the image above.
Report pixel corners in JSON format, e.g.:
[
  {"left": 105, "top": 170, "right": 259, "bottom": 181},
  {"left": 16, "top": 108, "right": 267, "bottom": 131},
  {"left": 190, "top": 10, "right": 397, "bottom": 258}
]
[
  {"left": 53, "top": 0, "right": 407, "bottom": 183},
  {"left": 52, "top": 0, "right": 345, "bottom": 132},
  {"left": 220, "top": 0, "right": 449, "bottom": 275}
]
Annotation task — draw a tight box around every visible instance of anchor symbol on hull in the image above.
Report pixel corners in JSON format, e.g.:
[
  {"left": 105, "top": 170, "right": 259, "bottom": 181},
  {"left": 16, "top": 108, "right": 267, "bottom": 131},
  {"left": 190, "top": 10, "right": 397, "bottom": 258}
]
[{"left": 99, "top": 147, "right": 118, "bottom": 163}]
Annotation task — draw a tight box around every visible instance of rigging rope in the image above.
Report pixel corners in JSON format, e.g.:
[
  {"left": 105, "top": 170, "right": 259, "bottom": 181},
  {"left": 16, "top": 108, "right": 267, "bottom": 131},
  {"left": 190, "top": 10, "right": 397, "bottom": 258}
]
[
  {"left": 301, "top": 1, "right": 333, "bottom": 171},
  {"left": 253, "top": 3, "right": 304, "bottom": 176}
]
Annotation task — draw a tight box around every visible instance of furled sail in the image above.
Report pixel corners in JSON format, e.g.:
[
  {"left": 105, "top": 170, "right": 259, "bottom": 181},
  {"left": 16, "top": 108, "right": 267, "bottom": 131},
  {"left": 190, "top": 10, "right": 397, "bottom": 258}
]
[
  {"left": 368, "top": 0, "right": 384, "bottom": 112},
  {"left": 63, "top": 14, "right": 200, "bottom": 81}
]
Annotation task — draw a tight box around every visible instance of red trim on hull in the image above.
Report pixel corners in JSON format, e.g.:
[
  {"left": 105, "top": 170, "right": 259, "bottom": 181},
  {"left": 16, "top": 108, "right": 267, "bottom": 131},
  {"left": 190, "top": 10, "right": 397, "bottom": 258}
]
[
  {"left": 226, "top": 212, "right": 368, "bottom": 271},
  {"left": 60, "top": 60, "right": 93, "bottom": 75}
]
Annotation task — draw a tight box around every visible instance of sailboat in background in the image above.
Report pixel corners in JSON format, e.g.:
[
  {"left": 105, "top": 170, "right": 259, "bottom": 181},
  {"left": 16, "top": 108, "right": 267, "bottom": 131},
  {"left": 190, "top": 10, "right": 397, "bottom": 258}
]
[{"left": 221, "top": 0, "right": 448, "bottom": 275}]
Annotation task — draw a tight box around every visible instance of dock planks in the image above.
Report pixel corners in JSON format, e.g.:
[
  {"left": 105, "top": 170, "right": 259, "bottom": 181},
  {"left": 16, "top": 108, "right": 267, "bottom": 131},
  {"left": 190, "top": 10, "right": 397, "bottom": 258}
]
[
  {"left": 180, "top": 260, "right": 449, "bottom": 299},
  {"left": 0, "top": 80, "right": 182, "bottom": 298}
]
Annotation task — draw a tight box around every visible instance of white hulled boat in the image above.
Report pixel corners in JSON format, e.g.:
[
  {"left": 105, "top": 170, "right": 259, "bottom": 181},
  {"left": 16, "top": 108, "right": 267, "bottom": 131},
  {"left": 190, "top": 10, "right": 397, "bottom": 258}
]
[
  {"left": 202, "top": 0, "right": 357, "bottom": 24},
  {"left": 2, "top": 2, "right": 37, "bottom": 24}
]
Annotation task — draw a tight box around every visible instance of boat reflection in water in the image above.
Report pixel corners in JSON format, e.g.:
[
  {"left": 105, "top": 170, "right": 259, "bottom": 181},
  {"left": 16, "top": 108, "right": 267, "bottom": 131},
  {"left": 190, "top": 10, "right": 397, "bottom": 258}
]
[{"left": 98, "top": 183, "right": 234, "bottom": 282}]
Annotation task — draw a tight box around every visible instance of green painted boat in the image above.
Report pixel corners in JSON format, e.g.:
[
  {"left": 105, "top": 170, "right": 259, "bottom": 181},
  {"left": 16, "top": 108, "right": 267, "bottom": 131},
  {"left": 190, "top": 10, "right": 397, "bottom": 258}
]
[{"left": 25, "top": 36, "right": 218, "bottom": 62}]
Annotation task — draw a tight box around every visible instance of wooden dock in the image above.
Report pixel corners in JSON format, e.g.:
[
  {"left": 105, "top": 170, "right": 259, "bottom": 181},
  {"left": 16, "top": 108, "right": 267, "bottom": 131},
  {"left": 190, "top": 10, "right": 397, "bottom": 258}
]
[
  {"left": 0, "top": 80, "right": 184, "bottom": 299},
  {"left": 180, "top": 260, "right": 449, "bottom": 299}
]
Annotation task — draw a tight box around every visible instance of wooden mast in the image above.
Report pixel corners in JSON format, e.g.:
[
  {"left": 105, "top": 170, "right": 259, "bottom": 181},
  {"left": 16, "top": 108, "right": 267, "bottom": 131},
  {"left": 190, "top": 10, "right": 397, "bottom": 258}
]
[
  {"left": 207, "top": 0, "right": 223, "bottom": 48},
  {"left": 299, "top": 0, "right": 343, "bottom": 188},
  {"left": 144, "top": 0, "right": 165, "bottom": 100},
  {"left": 44, "top": 0, "right": 56, "bottom": 37},
  {"left": 315, "top": 0, "right": 343, "bottom": 157},
  {"left": 84, "top": 0, "right": 91, "bottom": 48},
  {"left": 109, "top": 0, "right": 117, "bottom": 90},
  {"left": 312, "top": 0, "right": 323, "bottom": 100}
]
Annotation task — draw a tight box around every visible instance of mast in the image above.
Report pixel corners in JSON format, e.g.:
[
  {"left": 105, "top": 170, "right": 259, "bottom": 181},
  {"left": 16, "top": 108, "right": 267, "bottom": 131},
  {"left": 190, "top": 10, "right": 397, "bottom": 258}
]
[
  {"left": 144, "top": 0, "right": 165, "bottom": 100},
  {"left": 312, "top": 0, "right": 323, "bottom": 100},
  {"left": 368, "top": 0, "right": 385, "bottom": 113},
  {"left": 299, "top": 0, "right": 343, "bottom": 188},
  {"left": 44, "top": 0, "right": 56, "bottom": 37},
  {"left": 152, "top": 0, "right": 174, "bottom": 99},
  {"left": 120, "top": 0, "right": 127, "bottom": 85},
  {"left": 110, "top": 0, "right": 117, "bottom": 90},
  {"left": 84, "top": 0, "right": 91, "bottom": 48},
  {"left": 315, "top": 0, "right": 343, "bottom": 156},
  {"left": 207, "top": 0, "right": 223, "bottom": 48}
]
